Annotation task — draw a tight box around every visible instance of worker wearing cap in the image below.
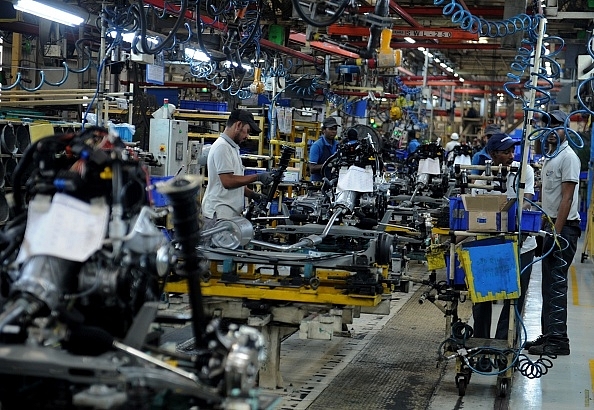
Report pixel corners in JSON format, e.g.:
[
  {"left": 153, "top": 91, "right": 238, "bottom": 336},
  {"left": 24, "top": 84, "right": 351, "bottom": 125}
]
[
  {"left": 525, "top": 109, "right": 580, "bottom": 356},
  {"left": 202, "top": 109, "right": 274, "bottom": 229},
  {"left": 308, "top": 117, "right": 340, "bottom": 182},
  {"left": 406, "top": 130, "right": 420, "bottom": 154},
  {"left": 471, "top": 133, "right": 536, "bottom": 340},
  {"left": 471, "top": 123, "right": 502, "bottom": 175},
  {"left": 444, "top": 132, "right": 460, "bottom": 152}
]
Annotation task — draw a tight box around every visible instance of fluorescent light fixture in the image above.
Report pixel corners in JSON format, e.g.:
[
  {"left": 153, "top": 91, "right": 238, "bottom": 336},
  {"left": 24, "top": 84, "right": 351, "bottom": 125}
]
[
  {"left": 417, "top": 47, "right": 425, "bottom": 52},
  {"left": 459, "top": 77, "right": 465, "bottom": 82},
  {"left": 223, "top": 60, "right": 252, "bottom": 71},
  {"left": 434, "top": 58, "right": 441, "bottom": 63},
  {"left": 440, "top": 62, "right": 447, "bottom": 68},
  {"left": 14, "top": 0, "right": 85, "bottom": 26},
  {"left": 427, "top": 52, "right": 433, "bottom": 58},
  {"left": 454, "top": 73, "right": 459, "bottom": 77},
  {"left": 404, "top": 37, "right": 415, "bottom": 43},
  {"left": 446, "top": 67, "right": 454, "bottom": 72},
  {"left": 185, "top": 48, "right": 210, "bottom": 62},
  {"left": 109, "top": 31, "right": 159, "bottom": 45}
]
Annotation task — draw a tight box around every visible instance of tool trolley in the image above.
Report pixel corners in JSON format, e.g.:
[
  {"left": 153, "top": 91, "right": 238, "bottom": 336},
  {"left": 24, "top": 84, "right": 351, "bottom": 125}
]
[{"left": 419, "top": 231, "right": 521, "bottom": 397}]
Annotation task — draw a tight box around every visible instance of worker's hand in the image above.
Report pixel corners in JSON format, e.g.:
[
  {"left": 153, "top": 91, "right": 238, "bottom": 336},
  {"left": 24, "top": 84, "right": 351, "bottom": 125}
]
[
  {"left": 251, "top": 192, "right": 267, "bottom": 203},
  {"left": 256, "top": 172, "right": 274, "bottom": 185}
]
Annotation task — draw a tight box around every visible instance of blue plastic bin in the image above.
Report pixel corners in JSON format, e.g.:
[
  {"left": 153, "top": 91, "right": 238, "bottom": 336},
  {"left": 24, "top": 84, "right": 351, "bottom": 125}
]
[
  {"left": 449, "top": 197, "right": 468, "bottom": 230},
  {"left": 179, "top": 101, "right": 228, "bottom": 111},
  {"left": 146, "top": 89, "right": 179, "bottom": 107},
  {"left": 506, "top": 205, "right": 542, "bottom": 233},
  {"left": 150, "top": 176, "right": 174, "bottom": 207},
  {"left": 520, "top": 210, "right": 542, "bottom": 232},
  {"left": 110, "top": 124, "right": 134, "bottom": 142},
  {"left": 346, "top": 99, "right": 367, "bottom": 117}
]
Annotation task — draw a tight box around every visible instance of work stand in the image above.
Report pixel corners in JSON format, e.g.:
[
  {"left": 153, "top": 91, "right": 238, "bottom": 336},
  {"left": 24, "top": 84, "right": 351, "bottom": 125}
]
[{"left": 409, "top": 238, "right": 519, "bottom": 397}]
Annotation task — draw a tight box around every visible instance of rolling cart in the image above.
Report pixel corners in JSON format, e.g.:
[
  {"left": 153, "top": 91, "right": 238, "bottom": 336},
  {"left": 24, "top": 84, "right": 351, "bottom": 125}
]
[{"left": 436, "top": 232, "right": 521, "bottom": 397}]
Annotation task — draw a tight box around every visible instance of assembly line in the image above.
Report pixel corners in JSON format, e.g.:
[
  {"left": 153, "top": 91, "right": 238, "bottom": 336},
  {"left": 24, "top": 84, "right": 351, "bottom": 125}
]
[{"left": 0, "top": 0, "right": 593, "bottom": 409}]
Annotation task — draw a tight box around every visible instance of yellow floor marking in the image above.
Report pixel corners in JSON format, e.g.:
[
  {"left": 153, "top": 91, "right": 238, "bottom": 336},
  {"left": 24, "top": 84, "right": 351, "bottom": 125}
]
[{"left": 571, "top": 265, "right": 579, "bottom": 306}]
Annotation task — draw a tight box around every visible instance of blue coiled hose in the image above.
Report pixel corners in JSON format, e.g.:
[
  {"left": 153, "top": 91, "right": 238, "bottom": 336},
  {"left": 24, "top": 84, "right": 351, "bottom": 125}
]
[
  {"left": 394, "top": 76, "right": 422, "bottom": 95},
  {"left": 435, "top": 0, "right": 537, "bottom": 38},
  {"left": 405, "top": 108, "right": 428, "bottom": 129}
]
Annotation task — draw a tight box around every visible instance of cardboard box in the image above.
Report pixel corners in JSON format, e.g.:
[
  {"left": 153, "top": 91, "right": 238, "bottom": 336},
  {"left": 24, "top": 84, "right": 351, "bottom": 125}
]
[{"left": 461, "top": 194, "right": 516, "bottom": 232}]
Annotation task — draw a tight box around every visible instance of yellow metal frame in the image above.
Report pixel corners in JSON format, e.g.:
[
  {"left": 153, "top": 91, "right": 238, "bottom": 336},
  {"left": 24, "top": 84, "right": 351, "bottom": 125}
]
[
  {"left": 165, "top": 263, "right": 388, "bottom": 307},
  {"left": 166, "top": 280, "right": 382, "bottom": 306}
]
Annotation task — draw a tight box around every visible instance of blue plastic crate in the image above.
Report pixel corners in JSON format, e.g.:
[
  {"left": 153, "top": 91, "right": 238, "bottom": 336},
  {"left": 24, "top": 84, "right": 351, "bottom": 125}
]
[
  {"left": 179, "top": 101, "right": 228, "bottom": 112},
  {"left": 257, "top": 95, "right": 291, "bottom": 107},
  {"left": 110, "top": 124, "right": 134, "bottom": 142},
  {"left": 345, "top": 99, "right": 367, "bottom": 117},
  {"left": 520, "top": 210, "right": 542, "bottom": 232},
  {"left": 150, "top": 176, "right": 174, "bottom": 207},
  {"left": 146, "top": 89, "right": 179, "bottom": 106},
  {"left": 506, "top": 206, "right": 542, "bottom": 233},
  {"left": 449, "top": 197, "right": 468, "bottom": 230}
]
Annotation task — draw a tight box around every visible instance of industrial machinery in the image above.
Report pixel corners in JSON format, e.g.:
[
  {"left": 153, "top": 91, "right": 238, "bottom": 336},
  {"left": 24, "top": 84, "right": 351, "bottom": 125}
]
[
  {"left": 0, "top": 127, "right": 266, "bottom": 409},
  {"left": 148, "top": 118, "right": 189, "bottom": 176},
  {"left": 287, "top": 127, "right": 390, "bottom": 229}
]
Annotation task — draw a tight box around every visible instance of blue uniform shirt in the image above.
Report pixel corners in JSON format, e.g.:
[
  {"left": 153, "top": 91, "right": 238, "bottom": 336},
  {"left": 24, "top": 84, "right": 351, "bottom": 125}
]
[
  {"left": 309, "top": 136, "right": 338, "bottom": 181},
  {"left": 407, "top": 138, "right": 420, "bottom": 154},
  {"left": 471, "top": 147, "right": 490, "bottom": 175}
]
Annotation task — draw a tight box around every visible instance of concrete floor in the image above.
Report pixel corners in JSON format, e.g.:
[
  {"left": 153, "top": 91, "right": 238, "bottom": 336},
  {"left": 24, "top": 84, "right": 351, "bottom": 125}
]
[{"left": 269, "top": 237, "right": 594, "bottom": 410}]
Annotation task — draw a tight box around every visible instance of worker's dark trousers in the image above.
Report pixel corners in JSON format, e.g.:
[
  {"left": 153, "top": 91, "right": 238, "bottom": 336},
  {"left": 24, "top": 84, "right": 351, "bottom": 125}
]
[
  {"left": 541, "top": 225, "right": 581, "bottom": 339},
  {"left": 472, "top": 250, "right": 535, "bottom": 339},
  {"left": 494, "top": 250, "right": 535, "bottom": 340}
]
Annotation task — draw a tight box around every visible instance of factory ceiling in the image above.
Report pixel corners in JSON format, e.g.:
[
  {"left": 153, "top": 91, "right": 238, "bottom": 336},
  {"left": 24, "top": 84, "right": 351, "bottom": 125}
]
[{"left": 2, "top": 0, "right": 594, "bottom": 97}]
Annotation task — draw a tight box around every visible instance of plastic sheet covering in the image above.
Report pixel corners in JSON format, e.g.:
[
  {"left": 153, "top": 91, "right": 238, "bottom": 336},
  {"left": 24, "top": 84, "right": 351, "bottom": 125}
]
[
  {"left": 456, "top": 236, "right": 520, "bottom": 302},
  {"left": 275, "top": 106, "right": 293, "bottom": 134}
]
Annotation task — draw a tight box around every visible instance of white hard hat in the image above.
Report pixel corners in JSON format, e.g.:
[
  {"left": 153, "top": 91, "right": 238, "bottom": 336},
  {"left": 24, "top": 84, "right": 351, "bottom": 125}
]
[{"left": 450, "top": 132, "right": 459, "bottom": 140}]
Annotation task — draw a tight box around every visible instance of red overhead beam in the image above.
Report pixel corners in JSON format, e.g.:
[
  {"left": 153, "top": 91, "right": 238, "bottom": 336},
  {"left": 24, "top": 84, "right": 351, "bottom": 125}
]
[
  {"left": 289, "top": 32, "right": 360, "bottom": 59},
  {"left": 389, "top": 1, "right": 423, "bottom": 28},
  {"left": 348, "top": 41, "right": 504, "bottom": 51},
  {"left": 327, "top": 25, "right": 479, "bottom": 41}
]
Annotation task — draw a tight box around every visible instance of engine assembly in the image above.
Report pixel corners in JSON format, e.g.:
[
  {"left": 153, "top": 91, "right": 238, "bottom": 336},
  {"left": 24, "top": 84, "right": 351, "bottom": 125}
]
[{"left": 0, "top": 127, "right": 265, "bottom": 409}]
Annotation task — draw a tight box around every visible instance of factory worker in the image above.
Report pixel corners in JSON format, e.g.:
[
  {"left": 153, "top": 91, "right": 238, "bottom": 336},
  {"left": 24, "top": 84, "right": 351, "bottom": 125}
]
[
  {"left": 471, "top": 123, "right": 501, "bottom": 174},
  {"left": 308, "top": 117, "right": 340, "bottom": 182},
  {"left": 444, "top": 132, "right": 460, "bottom": 159},
  {"left": 471, "top": 132, "right": 536, "bottom": 340},
  {"left": 201, "top": 109, "right": 274, "bottom": 230},
  {"left": 407, "top": 130, "right": 420, "bottom": 154},
  {"left": 525, "top": 109, "right": 580, "bottom": 356}
]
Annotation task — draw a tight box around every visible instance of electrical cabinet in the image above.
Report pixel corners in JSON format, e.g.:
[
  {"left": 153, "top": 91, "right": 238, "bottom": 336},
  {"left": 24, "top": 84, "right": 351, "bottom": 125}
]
[
  {"left": 149, "top": 119, "right": 188, "bottom": 176},
  {"left": 187, "top": 140, "right": 203, "bottom": 176}
]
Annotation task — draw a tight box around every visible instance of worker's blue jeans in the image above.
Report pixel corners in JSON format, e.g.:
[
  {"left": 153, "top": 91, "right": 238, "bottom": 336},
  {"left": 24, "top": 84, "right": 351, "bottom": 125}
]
[{"left": 541, "top": 224, "right": 581, "bottom": 339}]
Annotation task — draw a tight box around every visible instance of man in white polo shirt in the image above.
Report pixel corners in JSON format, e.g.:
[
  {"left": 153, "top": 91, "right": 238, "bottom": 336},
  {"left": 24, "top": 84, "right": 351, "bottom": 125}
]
[
  {"left": 525, "top": 109, "right": 581, "bottom": 356},
  {"left": 201, "top": 109, "right": 274, "bottom": 230}
]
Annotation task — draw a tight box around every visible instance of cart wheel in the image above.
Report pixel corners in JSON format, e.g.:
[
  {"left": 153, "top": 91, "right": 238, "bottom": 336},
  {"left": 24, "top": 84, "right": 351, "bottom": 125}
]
[
  {"left": 497, "top": 378, "right": 509, "bottom": 398},
  {"left": 455, "top": 375, "right": 467, "bottom": 396},
  {"left": 309, "top": 277, "right": 320, "bottom": 290},
  {"left": 581, "top": 253, "right": 588, "bottom": 263}
]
